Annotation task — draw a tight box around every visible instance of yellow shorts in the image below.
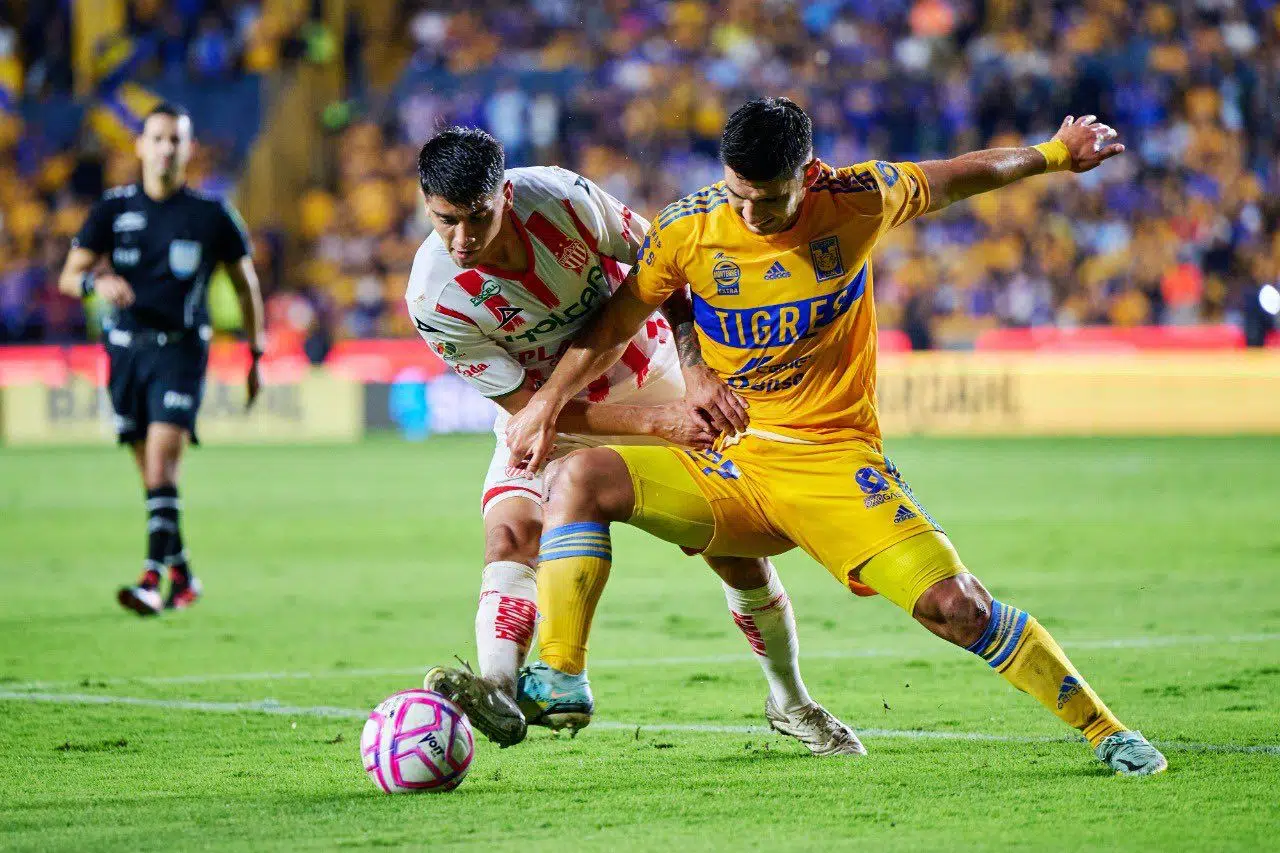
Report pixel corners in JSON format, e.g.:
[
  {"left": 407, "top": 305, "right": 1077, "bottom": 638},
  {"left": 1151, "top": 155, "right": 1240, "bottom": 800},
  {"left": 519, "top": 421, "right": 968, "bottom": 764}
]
[{"left": 611, "top": 433, "right": 960, "bottom": 609}]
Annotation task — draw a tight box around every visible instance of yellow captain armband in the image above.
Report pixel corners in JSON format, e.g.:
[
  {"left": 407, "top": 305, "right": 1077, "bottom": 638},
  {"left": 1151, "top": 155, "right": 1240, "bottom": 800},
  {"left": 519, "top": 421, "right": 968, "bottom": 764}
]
[{"left": 1032, "top": 139, "right": 1071, "bottom": 173}]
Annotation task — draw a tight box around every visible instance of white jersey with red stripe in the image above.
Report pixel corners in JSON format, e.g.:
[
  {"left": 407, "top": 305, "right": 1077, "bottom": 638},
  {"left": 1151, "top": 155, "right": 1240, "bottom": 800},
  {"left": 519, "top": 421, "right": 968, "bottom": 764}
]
[{"left": 405, "top": 166, "right": 678, "bottom": 404}]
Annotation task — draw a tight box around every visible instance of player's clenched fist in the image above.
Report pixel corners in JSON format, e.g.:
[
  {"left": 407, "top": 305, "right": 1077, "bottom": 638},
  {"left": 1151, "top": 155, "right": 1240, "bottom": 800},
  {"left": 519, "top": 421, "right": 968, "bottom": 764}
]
[{"left": 1051, "top": 115, "right": 1124, "bottom": 173}]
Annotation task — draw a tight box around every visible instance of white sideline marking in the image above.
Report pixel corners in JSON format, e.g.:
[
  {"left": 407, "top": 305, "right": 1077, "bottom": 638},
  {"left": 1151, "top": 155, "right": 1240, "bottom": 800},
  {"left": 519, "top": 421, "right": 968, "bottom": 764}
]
[
  {"left": 7, "top": 632, "right": 1280, "bottom": 692},
  {"left": 1, "top": 690, "right": 1277, "bottom": 756}
]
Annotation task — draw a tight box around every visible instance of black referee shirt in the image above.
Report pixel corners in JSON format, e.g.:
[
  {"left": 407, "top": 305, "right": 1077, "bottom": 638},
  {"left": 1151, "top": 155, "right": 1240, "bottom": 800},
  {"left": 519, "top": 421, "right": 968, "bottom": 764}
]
[{"left": 73, "top": 183, "right": 251, "bottom": 333}]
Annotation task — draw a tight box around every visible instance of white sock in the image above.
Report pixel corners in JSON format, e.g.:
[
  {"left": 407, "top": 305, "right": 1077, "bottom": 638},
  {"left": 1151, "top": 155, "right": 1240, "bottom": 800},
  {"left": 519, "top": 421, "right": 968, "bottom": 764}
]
[
  {"left": 723, "top": 562, "right": 812, "bottom": 714},
  {"left": 475, "top": 561, "right": 538, "bottom": 693}
]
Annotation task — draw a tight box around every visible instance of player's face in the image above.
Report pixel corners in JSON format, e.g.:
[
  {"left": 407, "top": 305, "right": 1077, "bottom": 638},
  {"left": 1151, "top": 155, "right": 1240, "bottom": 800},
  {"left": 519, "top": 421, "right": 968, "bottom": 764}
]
[
  {"left": 425, "top": 182, "right": 512, "bottom": 268},
  {"left": 724, "top": 160, "right": 820, "bottom": 235},
  {"left": 137, "top": 114, "right": 193, "bottom": 185}
]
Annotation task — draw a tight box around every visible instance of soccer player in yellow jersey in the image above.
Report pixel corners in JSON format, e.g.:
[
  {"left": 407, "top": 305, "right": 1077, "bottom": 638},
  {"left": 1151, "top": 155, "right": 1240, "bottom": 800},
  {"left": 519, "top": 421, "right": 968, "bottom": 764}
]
[{"left": 506, "top": 98, "right": 1167, "bottom": 775}]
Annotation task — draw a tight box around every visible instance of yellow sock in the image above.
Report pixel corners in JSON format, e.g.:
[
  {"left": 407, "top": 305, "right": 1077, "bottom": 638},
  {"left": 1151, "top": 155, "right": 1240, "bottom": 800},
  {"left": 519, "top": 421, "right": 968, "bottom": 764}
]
[
  {"left": 535, "top": 522, "right": 611, "bottom": 675},
  {"left": 969, "top": 600, "right": 1126, "bottom": 747}
]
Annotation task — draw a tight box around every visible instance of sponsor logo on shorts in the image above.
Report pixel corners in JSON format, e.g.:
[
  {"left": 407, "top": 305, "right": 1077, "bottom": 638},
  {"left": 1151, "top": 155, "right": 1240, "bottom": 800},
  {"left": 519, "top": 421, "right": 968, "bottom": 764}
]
[
  {"left": 893, "top": 504, "right": 918, "bottom": 524},
  {"left": 456, "top": 363, "right": 489, "bottom": 379},
  {"left": 163, "top": 391, "right": 195, "bottom": 410}
]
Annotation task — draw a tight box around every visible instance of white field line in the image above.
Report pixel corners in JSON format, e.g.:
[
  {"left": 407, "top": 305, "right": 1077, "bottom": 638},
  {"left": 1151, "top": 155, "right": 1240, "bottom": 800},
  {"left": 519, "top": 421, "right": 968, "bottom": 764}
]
[
  {"left": 6, "top": 632, "right": 1280, "bottom": 693},
  {"left": 1, "top": 690, "right": 1276, "bottom": 756}
]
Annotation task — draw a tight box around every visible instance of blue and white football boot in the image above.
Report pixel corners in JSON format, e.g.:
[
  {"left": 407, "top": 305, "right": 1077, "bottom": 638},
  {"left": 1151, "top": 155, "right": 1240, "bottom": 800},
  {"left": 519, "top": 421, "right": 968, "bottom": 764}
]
[
  {"left": 1095, "top": 730, "right": 1168, "bottom": 775},
  {"left": 516, "top": 661, "right": 594, "bottom": 735}
]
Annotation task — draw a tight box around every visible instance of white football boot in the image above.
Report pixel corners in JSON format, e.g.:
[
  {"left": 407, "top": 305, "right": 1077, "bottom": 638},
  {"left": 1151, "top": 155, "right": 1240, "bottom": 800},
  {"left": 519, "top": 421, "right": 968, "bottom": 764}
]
[
  {"left": 1095, "top": 730, "right": 1168, "bottom": 775},
  {"left": 765, "top": 695, "right": 867, "bottom": 757}
]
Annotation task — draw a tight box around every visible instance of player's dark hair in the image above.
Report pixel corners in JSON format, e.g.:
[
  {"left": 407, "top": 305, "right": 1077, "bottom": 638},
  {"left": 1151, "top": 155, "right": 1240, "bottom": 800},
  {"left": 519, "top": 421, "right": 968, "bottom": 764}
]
[
  {"left": 417, "top": 127, "right": 506, "bottom": 206},
  {"left": 720, "top": 97, "right": 813, "bottom": 182},
  {"left": 145, "top": 102, "right": 190, "bottom": 123}
]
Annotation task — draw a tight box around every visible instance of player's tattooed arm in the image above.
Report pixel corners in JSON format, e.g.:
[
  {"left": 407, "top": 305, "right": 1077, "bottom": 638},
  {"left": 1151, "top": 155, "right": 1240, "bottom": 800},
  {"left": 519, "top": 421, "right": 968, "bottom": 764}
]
[
  {"left": 660, "top": 287, "right": 748, "bottom": 436},
  {"left": 919, "top": 115, "right": 1123, "bottom": 212}
]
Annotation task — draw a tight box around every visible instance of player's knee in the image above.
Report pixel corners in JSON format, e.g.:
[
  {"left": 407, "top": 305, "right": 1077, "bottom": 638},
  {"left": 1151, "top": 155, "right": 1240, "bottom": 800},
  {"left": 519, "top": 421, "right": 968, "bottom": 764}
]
[
  {"left": 709, "top": 556, "right": 772, "bottom": 590},
  {"left": 484, "top": 517, "right": 541, "bottom": 566},
  {"left": 914, "top": 574, "right": 992, "bottom": 647},
  {"left": 544, "top": 449, "right": 632, "bottom": 523}
]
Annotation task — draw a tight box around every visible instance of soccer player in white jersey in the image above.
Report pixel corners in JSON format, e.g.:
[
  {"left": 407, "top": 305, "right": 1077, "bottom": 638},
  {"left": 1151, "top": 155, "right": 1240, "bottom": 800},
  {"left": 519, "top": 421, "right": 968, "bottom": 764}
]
[{"left": 406, "top": 128, "right": 862, "bottom": 755}]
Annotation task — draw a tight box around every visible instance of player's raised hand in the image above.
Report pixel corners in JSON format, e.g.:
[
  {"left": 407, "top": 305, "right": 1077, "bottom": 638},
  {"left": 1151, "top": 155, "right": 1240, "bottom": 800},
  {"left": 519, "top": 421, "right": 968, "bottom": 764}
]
[
  {"left": 95, "top": 273, "right": 136, "bottom": 308},
  {"left": 505, "top": 397, "right": 561, "bottom": 478},
  {"left": 682, "top": 363, "right": 748, "bottom": 436},
  {"left": 1051, "top": 115, "right": 1124, "bottom": 173},
  {"left": 650, "top": 402, "right": 719, "bottom": 449}
]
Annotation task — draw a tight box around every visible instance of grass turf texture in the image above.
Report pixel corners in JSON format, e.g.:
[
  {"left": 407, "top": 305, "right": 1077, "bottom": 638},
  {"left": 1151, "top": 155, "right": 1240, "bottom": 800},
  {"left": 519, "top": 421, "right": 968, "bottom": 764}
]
[{"left": 1, "top": 435, "right": 1277, "bottom": 852}]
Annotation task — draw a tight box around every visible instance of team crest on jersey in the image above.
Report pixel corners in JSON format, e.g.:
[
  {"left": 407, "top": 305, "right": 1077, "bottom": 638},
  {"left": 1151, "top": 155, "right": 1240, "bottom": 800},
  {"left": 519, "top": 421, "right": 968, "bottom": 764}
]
[
  {"left": 556, "top": 239, "right": 590, "bottom": 274},
  {"left": 168, "top": 239, "right": 202, "bottom": 279},
  {"left": 809, "top": 236, "right": 844, "bottom": 282},
  {"left": 712, "top": 254, "right": 741, "bottom": 295}
]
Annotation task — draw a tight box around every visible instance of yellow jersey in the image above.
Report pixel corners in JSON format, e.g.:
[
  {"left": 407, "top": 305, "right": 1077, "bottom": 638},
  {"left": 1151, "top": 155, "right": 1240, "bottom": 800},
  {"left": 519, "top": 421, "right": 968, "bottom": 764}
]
[{"left": 631, "top": 160, "right": 931, "bottom": 444}]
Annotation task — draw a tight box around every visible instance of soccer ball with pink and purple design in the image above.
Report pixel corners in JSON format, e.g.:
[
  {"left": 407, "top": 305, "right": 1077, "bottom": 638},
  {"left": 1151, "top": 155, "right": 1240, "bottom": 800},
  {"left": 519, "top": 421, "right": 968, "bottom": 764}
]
[{"left": 360, "top": 689, "right": 475, "bottom": 793}]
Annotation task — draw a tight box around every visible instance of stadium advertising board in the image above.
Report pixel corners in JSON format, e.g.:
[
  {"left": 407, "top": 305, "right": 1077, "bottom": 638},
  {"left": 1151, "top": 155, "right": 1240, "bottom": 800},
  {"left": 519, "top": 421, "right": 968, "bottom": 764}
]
[
  {"left": 0, "top": 373, "right": 364, "bottom": 446},
  {"left": 877, "top": 353, "right": 1280, "bottom": 436}
]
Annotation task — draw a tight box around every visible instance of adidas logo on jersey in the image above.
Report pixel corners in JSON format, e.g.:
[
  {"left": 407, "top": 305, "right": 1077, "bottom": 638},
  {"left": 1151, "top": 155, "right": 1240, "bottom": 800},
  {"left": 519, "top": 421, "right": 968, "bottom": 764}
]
[
  {"left": 1056, "top": 675, "right": 1083, "bottom": 709},
  {"left": 893, "top": 504, "right": 918, "bottom": 524},
  {"left": 764, "top": 261, "right": 791, "bottom": 280}
]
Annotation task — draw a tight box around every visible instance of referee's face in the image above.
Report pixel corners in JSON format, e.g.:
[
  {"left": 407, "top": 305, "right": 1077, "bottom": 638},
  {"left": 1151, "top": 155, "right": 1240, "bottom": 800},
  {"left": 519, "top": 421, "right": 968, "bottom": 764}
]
[{"left": 137, "top": 113, "right": 193, "bottom": 188}]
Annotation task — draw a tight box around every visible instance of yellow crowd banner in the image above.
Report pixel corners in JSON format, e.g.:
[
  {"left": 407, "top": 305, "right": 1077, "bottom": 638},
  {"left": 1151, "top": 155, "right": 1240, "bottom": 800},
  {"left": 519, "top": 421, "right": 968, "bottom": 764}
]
[
  {"left": 0, "top": 373, "right": 364, "bottom": 446},
  {"left": 876, "top": 352, "right": 1280, "bottom": 436}
]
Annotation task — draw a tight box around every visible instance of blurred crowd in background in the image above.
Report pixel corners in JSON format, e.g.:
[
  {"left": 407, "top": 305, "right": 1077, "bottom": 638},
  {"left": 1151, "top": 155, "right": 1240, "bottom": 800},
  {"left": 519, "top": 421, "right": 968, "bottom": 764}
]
[{"left": 2, "top": 0, "right": 1279, "bottom": 348}]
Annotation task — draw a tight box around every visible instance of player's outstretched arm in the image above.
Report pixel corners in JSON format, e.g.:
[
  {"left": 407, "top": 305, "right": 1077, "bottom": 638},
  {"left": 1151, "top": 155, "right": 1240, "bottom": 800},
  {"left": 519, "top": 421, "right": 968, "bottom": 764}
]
[
  {"left": 495, "top": 380, "right": 716, "bottom": 467},
  {"left": 504, "top": 269, "right": 656, "bottom": 475},
  {"left": 225, "top": 256, "right": 267, "bottom": 409},
  {"left": 919, "top": 115, "right": 1123, "bottom": 213}
]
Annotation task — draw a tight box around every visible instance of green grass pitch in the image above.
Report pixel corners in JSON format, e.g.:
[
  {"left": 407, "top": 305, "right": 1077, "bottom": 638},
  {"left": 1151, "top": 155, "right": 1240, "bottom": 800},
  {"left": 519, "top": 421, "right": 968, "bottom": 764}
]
[{"left": 1, "top": 435, "right": 1277, "bottom": 851}]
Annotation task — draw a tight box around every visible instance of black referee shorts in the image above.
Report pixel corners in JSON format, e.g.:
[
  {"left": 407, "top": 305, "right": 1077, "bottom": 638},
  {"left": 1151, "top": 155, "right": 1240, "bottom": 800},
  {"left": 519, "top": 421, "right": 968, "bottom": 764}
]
[{"left": 105, "top": 329, "right": 209, "bottom": 446}]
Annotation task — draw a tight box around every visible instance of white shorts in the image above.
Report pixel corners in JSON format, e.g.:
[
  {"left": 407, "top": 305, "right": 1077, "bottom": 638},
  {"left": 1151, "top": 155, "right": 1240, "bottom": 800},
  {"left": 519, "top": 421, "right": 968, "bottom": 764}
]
[{"left": 481, "top": 367, "right": 685, "bottom": 516}]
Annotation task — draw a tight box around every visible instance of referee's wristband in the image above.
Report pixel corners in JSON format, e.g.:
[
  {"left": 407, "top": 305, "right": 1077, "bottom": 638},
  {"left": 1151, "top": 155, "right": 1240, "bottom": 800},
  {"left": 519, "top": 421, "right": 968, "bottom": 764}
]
[
  {"left": 1032, "top": 139, "right": 1071, "bottom": 173},
  {"left": 249, "top": 346, "right": 265, "bottom": 362},
  {"left": 80, "top": 272, "right": 95, "bottom": 298}
]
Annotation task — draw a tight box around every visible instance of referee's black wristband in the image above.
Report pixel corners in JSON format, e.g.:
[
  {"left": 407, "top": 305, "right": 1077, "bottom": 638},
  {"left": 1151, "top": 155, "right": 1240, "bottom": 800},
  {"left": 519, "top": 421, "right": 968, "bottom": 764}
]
[{"left": 80, "top": 272, "right": 95, "bottom": 298}]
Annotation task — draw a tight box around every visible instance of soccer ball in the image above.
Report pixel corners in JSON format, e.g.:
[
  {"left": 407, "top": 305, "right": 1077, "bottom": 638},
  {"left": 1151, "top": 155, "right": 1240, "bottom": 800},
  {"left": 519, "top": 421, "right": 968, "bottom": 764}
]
[{"left": 360, "top": 689, "right": 475, "bottom": 793}]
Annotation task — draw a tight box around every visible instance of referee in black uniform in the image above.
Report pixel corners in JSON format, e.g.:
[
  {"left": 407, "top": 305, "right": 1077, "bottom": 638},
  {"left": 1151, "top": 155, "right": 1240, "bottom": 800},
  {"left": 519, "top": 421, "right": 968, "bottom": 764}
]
[{"left": 58, "top": 103, "right": 266, "bottom": 616}]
